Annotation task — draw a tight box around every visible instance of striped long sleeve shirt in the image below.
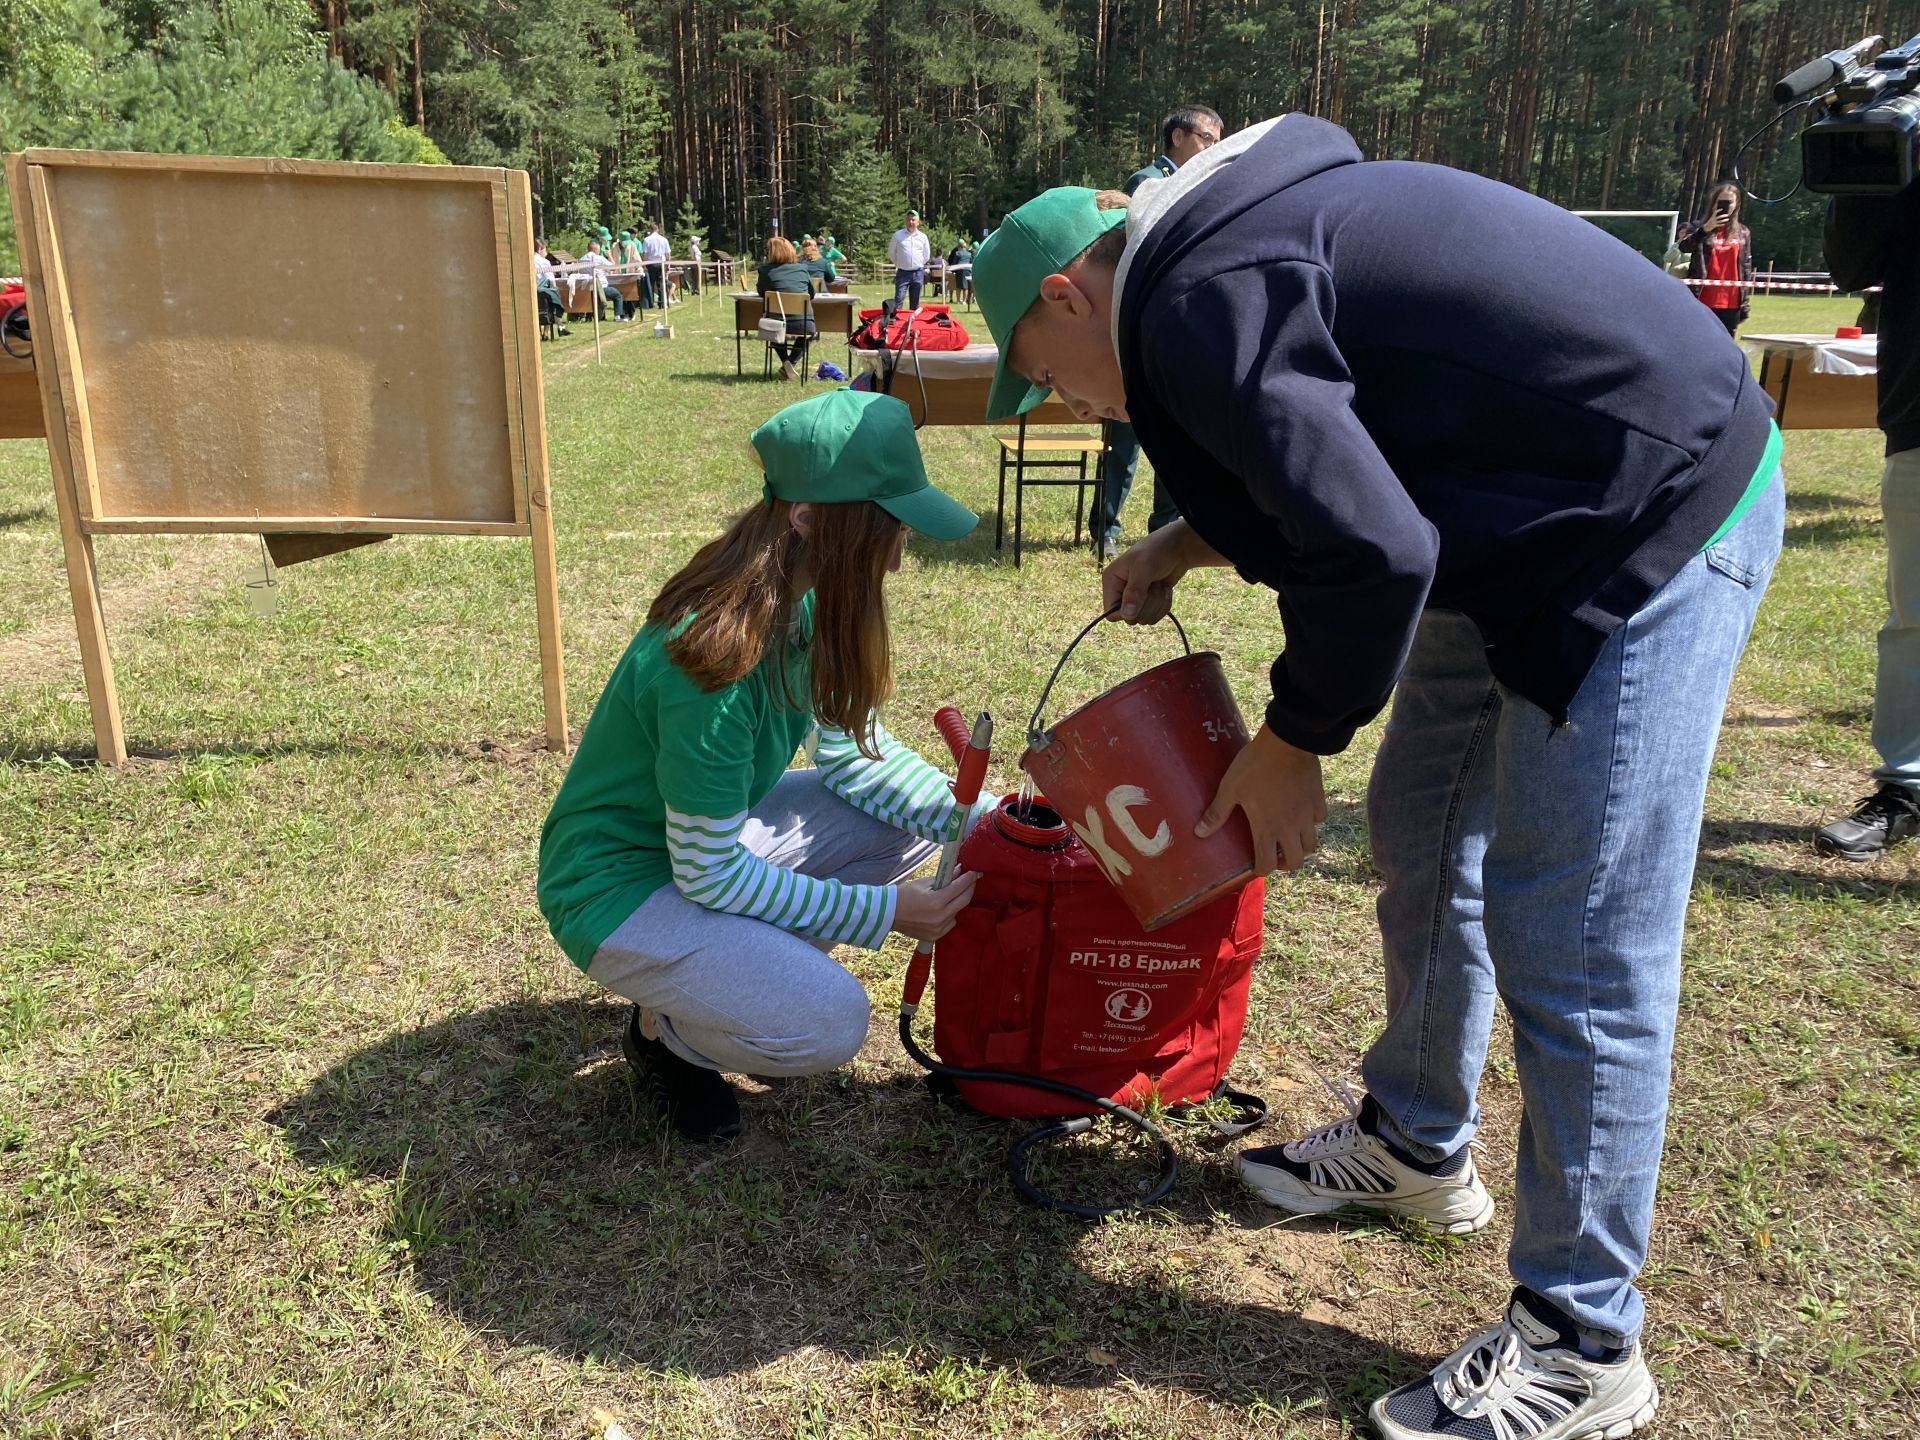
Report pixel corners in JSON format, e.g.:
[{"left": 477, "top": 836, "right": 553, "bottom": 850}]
[{"left": 663, "top": 720, "right": 989, "bottom": 950}]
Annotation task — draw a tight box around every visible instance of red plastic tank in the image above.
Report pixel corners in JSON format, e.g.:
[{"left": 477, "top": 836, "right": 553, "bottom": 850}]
[{"left": 930, "top": 794, "right": 1264, "bottom": 1119}]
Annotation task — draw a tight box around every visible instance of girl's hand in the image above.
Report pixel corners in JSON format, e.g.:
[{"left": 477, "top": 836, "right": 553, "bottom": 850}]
[{"left": 893, "top": 871, "right": 980, "bottom": 942}]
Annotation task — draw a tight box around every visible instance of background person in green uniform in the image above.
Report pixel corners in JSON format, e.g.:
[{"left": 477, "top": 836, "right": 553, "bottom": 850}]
[
  {"left": 617, "top": 228, "right": 652, "bottom": 308},
  {"left": 800, "top": 237, "right": 837, "bottom": 292},
  {"left": 1089, "top": 103, "right": 1222, "bottom": 561},
  {"left": 947, "top": 240, "right": 974, "bottom": 304},
  {"left": 757, "top": 236, "right": 822, "bottom": 380},
  {"left": 538, "top": 390, "right": 984, "bottom": 1143}
]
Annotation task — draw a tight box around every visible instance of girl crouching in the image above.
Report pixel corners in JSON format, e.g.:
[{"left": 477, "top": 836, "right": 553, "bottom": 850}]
[{"left": 539, "top": 390, "right": 983, "bottom": 1141}]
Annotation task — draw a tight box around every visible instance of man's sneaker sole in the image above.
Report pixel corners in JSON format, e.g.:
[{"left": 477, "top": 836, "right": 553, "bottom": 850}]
[
  {"left": 1235, "top": 1153, "right": 1495, "bottom": 1234},
  {"left": 1371, "top": 1374, "right": 1658, "bottom": 1440}
]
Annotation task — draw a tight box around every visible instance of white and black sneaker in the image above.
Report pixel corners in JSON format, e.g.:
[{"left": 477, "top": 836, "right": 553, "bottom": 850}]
[
  {"left": 1372, "top": 1288, "right": 1660, "bottom": 1440},
  {"left": 1235, "top": 1093, "right": 1494, "bottom": 1233}
]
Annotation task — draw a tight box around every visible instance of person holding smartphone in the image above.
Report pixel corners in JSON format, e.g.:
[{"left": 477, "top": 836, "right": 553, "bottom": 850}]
[{"left": 1677, "top": 182, "right": 1754, "bottom": 337}]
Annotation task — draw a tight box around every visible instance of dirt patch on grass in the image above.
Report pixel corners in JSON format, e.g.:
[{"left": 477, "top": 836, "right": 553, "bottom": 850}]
[{"left": 0, "top": 534, "right": 256, "bottom": 693}]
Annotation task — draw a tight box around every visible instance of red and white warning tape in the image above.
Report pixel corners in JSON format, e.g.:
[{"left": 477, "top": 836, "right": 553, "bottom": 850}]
[{"left": 1680, "top": 276, "right": 1883, "bottom": 294}]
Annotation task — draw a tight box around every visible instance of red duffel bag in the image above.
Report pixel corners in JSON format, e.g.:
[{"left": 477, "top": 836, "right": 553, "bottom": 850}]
[{"left": 851, "top": 303, "right": 970, "bottom": 352}]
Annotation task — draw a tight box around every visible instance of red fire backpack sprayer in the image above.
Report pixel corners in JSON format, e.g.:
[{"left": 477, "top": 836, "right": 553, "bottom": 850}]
[{"left": 898, "top": 611, "right": 1269, "bottom": 1218}]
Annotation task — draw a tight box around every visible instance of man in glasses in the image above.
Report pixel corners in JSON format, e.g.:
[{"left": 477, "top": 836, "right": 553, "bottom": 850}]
[{"left": 1091, "top": 104, "right": 1224, "bottom": 562}]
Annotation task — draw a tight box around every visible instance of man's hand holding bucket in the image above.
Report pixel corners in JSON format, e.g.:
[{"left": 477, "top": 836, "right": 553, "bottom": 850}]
[
  {"left": 1098, "top": 518, "right": 1222, "bottom": 623},
  {"left": 1100, "top": 522, "right": 1322, "bottom": 874},
  {"left": 1194, "top": 726, "right": 1326, "bottom": 875}
]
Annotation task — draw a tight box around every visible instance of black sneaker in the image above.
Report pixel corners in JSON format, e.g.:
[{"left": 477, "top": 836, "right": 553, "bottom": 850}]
[
  {"left": 1815, "top": 783, "right": 1920, "bottom": 861},
  {"left": 621, "top": 1007, "right": 742, "bottom": 1142}
]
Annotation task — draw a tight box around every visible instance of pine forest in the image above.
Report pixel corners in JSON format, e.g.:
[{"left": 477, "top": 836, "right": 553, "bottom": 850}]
[{"left": 4, "top": 0, "right": 1918, "bottom": 269}]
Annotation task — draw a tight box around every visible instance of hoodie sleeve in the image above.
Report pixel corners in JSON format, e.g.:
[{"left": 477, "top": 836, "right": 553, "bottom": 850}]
[{"left": 1143, "top": 262, "right": 1439, "bottom": 755}]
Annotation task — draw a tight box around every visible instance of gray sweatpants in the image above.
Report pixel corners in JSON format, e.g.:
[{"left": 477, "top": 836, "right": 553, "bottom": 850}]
[{"left": 587, "top": 770, "right": 938, "bottom": 1076}]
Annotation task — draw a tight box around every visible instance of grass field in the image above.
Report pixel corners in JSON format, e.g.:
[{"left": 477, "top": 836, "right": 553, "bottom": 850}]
[{"left": 1, "top": 293, "right": 1915, "bottom": 1439}]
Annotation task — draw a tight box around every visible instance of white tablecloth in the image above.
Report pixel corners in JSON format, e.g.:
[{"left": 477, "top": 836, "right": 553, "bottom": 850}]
[
  {"left": 1743, "top": 333, "right": 1879, "bottom": 376},
  {"left": 850, "top": 341, "right": 1001, "bottom": 381}
]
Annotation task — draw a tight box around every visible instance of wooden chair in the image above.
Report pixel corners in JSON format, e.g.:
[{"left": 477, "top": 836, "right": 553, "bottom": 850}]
[
  {"left": 994, "top": 413, "right": 1107, "bottom": 567},
  {"left": 761, "top": 289, "right": 816, "bottom": 380}
]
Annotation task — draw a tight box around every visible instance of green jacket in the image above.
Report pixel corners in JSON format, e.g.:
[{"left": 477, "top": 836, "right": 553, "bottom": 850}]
[{"left": 1124, "top": 155, "right": 1177, "bottom": 197}]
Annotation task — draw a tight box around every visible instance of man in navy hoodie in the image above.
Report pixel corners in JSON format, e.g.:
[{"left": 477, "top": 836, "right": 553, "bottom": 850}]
[{"left": 974, "top": 116, "right": 1783, "bottom": 1440}]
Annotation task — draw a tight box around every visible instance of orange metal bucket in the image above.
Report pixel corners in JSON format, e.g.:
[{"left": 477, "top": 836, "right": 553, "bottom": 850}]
[{"left": 1019, "top": 610, "right": 1256, "bottom": 931}]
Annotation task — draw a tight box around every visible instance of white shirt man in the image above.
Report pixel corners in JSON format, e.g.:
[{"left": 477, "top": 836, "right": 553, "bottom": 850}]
[
  {"left": 577, "top": 243, "right": 628, "bottom": 320},
  {"left": 887, "top": 210, "right": 933, "bottom": 309},
  {"left": 641, "top": 225, "right": 673, "bottom": 305}
]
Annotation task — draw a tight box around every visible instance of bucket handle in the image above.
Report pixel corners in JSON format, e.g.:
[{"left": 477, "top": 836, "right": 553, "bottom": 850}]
[{"left": 1027, "top": 605, "right": 1190, "bottom": 748}]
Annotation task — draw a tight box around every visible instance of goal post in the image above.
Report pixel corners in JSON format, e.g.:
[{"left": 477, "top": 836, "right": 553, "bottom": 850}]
[{"left": 1570, "top": 210, "right": 1682, "bottom": 269}]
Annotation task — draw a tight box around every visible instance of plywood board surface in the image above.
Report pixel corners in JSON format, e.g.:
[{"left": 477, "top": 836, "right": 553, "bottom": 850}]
[{"left": 26, "top": 155, "right": 530, "bottom": 526}]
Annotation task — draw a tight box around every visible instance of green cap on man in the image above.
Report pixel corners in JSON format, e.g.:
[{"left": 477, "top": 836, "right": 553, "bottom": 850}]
[
  {"left": 750, "top": 389, "right": 977, "bottom": 540},
  {"left": 973, "top": 187, "right": 1128, "bottom": 421}
]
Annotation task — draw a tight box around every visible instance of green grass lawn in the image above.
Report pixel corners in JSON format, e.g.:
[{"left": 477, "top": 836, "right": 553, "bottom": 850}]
[{"left": 0, "top": 294, "right": 1914, "bottom": 1438}]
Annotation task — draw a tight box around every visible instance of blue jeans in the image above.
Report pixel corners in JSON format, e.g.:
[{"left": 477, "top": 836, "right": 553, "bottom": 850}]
[
  {"left": 1090, "top": 420, "right": 1181, "bottom": 547},
  {"left": 600, "top": 283, "right": 628, "bottom": 320},
  {"left": 893, "top": 268, "right": 925, "bottom": 310},
  {"left": 1359, "top": 469, "right": 1784, "bottom": 1347},
  {"left": 1873, "top": 448, "right": 1920, "bottom": 794}
]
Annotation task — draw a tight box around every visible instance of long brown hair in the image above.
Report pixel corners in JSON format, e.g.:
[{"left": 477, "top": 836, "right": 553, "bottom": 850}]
[{"left": 647, "top": 498, "right": 902, "bottom": 755}]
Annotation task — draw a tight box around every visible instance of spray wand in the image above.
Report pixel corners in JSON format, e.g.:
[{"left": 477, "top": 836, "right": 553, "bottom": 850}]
[
  {"left": 901, "top": 706, "right": 992, "bottom": 1010},
  {"left": 897, "top": 705, "right": 1180, "bottom": 1219}
]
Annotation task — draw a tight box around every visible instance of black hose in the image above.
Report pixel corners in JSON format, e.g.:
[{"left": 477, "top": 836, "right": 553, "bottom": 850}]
[{"left": 898, "top": 1007, "right": 1179, "bottom": 1219}]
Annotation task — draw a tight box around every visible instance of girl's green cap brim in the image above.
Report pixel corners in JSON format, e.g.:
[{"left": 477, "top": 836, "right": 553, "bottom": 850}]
[{"left": 750, "top": 390, "right": 978, "bottom": 541}]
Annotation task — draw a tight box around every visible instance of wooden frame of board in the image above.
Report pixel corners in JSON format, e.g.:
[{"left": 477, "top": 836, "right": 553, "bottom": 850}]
[{"left": 4, "top": 149, "right": 566, "bottom": 764}]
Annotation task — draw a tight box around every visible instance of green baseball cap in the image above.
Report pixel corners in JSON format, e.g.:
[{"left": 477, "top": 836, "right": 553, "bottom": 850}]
[
  {"left": 974, "top": 187, "right": 1128, "bottom": 421},
  {"left": 906, "top": 209, "right": 920, "bottom": 219},
  {"left": 750, "top": 390, "right": 977, "bottom": 541}
]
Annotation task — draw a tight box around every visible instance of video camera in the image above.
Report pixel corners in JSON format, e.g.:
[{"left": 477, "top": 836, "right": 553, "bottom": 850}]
[{"left": 1774, "top": 33, "right": 1920, "bottom": 194}]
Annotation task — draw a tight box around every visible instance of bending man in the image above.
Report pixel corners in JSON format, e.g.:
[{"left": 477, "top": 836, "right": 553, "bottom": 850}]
[{"left": 973, "top": 115, "right": 1783, "bottom": 1440}]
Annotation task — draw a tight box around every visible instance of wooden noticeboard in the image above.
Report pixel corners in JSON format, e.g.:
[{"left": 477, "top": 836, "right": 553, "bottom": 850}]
[{"left": 4, "top": 149, "right": 566, "bottom": 764}]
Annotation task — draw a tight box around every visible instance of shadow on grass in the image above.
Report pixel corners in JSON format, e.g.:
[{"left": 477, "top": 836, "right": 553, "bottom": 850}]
[
  {"left": 1783, "top": 489, "right": 1871, "bottom": 512},
  {"left": 1694, "top": 817, "right": 1918, "bottom": 899},
  {"left": 670, "top": 368, "right": 775, "bottom": 385},
  {"left": 1721, "top": 706, "right": 1873, "bottom": 729},
  {"left": 271, "top": 996, "right": 1414, "bottom": 1418},
  {"left": 1784, "top": 514, "right": 1881, "bottom": 549},
  {"left": 0, "top": 731, "right": 565, "bottom": 770},
  {"left": 0, "top": 505, "right": 50, "bottom": 529},
  {"left": 906, "top": 527, "right": 1104, "bottom": 572}
]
